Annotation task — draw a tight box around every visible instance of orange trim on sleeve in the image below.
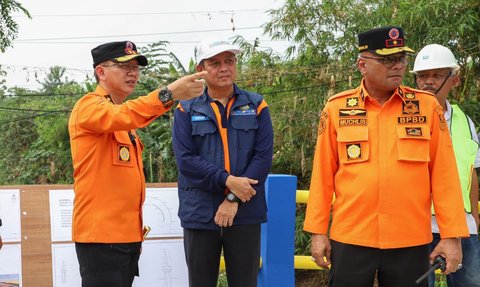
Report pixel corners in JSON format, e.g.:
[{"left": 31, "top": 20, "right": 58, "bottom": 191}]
[{"left": 257, "top": 99, "right": 268, "bottom": 115}]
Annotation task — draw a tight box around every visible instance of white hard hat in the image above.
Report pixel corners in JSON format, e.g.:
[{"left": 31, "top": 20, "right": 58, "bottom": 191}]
[
  {"left": 412, "top": 44, "right": 460, "bottom": 73},
  {"left": 194, "top": 35, "right": 242, "bottom": 64}
]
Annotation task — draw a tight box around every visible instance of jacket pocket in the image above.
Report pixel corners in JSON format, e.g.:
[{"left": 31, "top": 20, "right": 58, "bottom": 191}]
[
  {"left": 231, "top": 115, "right": 258, "bottom": 155},
  {"left": 396, "top": 125, "right": 430, "bottom": 162},
  {"left": 191, "top": 118, "right": 217, "bottom": 136},
  {"left": 178, "top": 187, "right": 213, "bottom": 222},
  {"left": 112, "top": 131, "right": 134, "bottom": 167},
  {"left": 231, "top": 114, "right": 258, "bottom": 131},
  {"left": 337, "top": 126, "right": 369, "bottom": 164}
]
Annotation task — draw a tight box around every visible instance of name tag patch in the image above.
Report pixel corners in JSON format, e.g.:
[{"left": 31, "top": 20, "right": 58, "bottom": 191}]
[
  {"left": 191, "top": 115, "right": 209, "bottom": 122},
  {"left": 339, "top": 118, "right": 367, "bottom": 126},
  {"left": 397, "top": 116, "right": 427, "bottom": 124}
]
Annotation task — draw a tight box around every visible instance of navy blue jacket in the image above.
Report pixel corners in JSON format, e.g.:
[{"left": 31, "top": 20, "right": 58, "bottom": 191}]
[{"left": 172, "top": 84, "right": 274, "bottom": 230}]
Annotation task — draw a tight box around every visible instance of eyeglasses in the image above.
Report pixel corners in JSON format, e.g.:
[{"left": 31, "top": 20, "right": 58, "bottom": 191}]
[
  {"left": 101, "top": 62, "right": 144, "bottom": 72},
  {"left": 360, "top": 55, "right": 410, "bottom": 68}
]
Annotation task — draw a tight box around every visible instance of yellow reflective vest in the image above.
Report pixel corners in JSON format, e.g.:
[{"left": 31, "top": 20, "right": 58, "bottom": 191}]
[{"left": 450, "top": 104, "right": 479, "bottom": 213}]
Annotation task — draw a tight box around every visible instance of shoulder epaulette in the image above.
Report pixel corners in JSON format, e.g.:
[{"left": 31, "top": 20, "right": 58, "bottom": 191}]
[
  {"left": 403, "top": 86, "right": 435, "bottom": 97},
  {"left": 327, "top": 88, "right": 357, "bottom": 102}
]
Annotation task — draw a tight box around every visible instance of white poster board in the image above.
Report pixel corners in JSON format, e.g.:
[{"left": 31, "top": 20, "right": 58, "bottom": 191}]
[
  {"left": 0, "top": 244, "right": 22, "bottom": 286},
  {"left": 49, "top": 190, "right": 74, "bottom": 242},
  {"left": 134, "top": 239, "right": 188, "bottom": 287},
  {"left": 48, "top": 187, "right": 186, "bottom": 286},
  {"left": 0, "top": 189, "right": 21, "bottom": 242},
  {"left": 143, "top": 187, "right": 182, "bottom": 238},
  {"left": 51, "top": 243, "right": 81, "bottom": 287}
]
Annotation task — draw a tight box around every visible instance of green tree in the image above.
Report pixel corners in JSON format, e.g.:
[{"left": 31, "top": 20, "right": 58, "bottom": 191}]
[
  {"left": 265, "top": 0, "right": 480, "bottom": 99},
  {"left": 0, "top": 0, "right": 30, "bottom": 52},
  {"left": 134, "top": 41, "right": 191, "bottom": 183},
  {"left": 0, "top": 67, "right": 83, "bottom": 184}
]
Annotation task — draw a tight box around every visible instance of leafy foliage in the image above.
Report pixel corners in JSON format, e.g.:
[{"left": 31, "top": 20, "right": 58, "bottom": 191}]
[
  {"left": 0, "top": 0, "right": 30, "bottom": 52},
  {"left": 0, "top": 67, "right": 82, "bottom": 184}
]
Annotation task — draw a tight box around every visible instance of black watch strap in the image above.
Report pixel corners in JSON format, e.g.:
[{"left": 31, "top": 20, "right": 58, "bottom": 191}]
[
  {"left": 158, "top": 87, "right": 175, "bottom": 108},
  {"left": 226, "top": 192, "right": 242, "bottom": 204}
]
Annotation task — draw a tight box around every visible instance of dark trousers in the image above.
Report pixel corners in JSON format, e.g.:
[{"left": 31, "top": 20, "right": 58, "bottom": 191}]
[
  {"left": 328, "top": 240, "right": 430, "bottom": 287},
  {"left": 75, "top": 242, "right": 142, "bottom": 287},
  {"left": 183, "top": 224, "right": 261, "bottom": 287}
]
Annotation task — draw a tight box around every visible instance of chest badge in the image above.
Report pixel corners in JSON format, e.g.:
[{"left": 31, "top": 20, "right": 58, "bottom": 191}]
[
  {"left": 405, "top": 127, "right": 423, "bottom": 136},
  {"left": 119, "top": 145, "right": 130, "bottom": 162},
  {"left": 346, "top": 143, "right": 362, "bottom": 160},
  {"left": 339, "top": 109, "right": 367, "bottom": 117},
  {"left": 402, "top": 100, "right": 420, "bottom": 114},
  {"left": 346, "top": 97, "right": 359, "bottom": 107}
]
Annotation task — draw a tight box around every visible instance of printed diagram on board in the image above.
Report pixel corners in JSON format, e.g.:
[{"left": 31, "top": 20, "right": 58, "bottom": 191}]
[
  {"left": 51, "top": 244, "right": 81, "bottom": 287},
  {"left": 143, "top": 188, "right": 182, "bottom": 237},
  {"left": 133, "top": 239, "right": 188, "bottom": 287}
]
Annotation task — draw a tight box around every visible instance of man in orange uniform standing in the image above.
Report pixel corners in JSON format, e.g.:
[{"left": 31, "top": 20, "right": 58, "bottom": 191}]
[
  {"left": 69, "top": 41, "right": 206, "bottom": 287},
  {"left": 304, "top": 26, "right": 469, "bottom": 287}
]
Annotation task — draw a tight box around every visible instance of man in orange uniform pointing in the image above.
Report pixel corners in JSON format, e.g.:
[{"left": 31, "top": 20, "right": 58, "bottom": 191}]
[
  {"left": 304, "top": 26, "right": 469, "bottom": 287},
  {"left": 69, "top": 41, "right": 206, "bottom": 287}
]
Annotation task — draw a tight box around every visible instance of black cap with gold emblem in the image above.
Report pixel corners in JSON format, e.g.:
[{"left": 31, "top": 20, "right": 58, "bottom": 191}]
[
  {"left": 91, "top": 41, "right": 148, "bottom": 68},
  {"left": 358, "top": 26, "right": 415, "bottom": 56}
]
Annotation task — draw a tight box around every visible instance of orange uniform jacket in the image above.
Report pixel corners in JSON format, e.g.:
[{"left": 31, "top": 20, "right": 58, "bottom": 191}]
[
  {"left": 304, "top": 81, "right": 469, "bottom": 248},
  {"left": 69, "top": 85, "right": 170, "bottom": 243}
]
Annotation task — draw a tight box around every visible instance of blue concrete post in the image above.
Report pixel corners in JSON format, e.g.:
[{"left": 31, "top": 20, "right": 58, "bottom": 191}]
[{"left": 258, "top": 174, "right": 297, "bottom": 287}]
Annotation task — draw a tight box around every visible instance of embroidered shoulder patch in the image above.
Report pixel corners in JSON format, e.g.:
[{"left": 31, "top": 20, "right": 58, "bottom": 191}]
[
  {"left": 435, "top": 105, "right": 447, "bottom": 130},
  {"left": 318, "top": 111, "right": 328, "bottom": 136}
]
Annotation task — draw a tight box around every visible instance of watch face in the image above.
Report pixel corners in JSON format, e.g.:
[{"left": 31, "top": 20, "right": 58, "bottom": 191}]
[
  {"left": 159, "top": 88, "right": 174, "bottom": 107},
  {"left": 227, "top": 193, "right": 240, "bottom": 203},
  {"left": 160, "top": 89, "right": 172, "bottom": 101},
  {"left": 226, "top": 193, "right": 235, "bottom": 202}
]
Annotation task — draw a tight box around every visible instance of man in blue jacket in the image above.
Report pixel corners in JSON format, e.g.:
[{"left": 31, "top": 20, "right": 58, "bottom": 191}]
[{"left": 172, "top": 35, "right": 274, "bottom": 287}]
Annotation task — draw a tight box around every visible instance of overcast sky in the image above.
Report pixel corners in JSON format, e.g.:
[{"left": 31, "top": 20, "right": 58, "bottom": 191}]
[{"left": 0, "top": 0, "right": 288, "bottom": 90}]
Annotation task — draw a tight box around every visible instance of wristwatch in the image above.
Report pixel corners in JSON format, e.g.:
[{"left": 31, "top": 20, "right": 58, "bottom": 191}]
[
  {"left": 226, "top": 192, "right": 242, "bottom": 204},
  {"left": 158, "top": 87, "right": 175, "bottom": 108}
]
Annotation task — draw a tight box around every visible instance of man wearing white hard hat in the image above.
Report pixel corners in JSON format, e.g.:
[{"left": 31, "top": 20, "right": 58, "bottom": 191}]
[
  {"left": 413, "top": 44, "right": 480, "bottom": 287},
  {"left": 172, "top": 35, "right": 274, "bottom": 287}
]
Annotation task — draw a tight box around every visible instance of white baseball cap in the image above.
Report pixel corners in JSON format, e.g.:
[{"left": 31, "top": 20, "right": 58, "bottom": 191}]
[{"left": 195, "top": 35, "right": 242, "bottom": 64}]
